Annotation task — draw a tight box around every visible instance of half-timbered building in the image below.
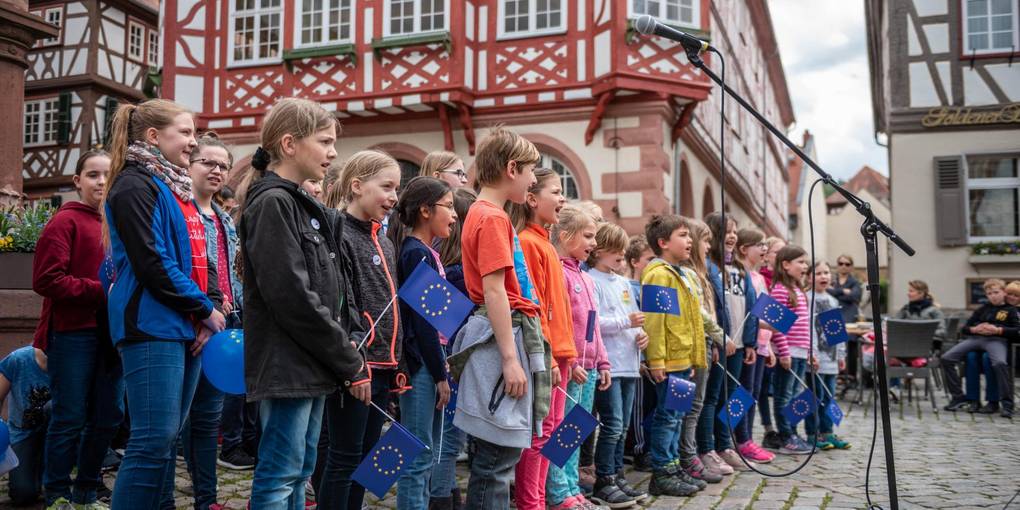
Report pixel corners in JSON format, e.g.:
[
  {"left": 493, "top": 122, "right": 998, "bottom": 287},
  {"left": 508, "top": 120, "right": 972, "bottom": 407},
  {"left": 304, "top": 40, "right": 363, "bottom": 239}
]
[
  {"left": 158, "top": 0, "right": 794, "bottom": 235},
  {"left": 21, "top": 0, "right": 160, "bottom": 199},
  {"left": 867, "top": 0, "right": 1020, "bottom": 310}
]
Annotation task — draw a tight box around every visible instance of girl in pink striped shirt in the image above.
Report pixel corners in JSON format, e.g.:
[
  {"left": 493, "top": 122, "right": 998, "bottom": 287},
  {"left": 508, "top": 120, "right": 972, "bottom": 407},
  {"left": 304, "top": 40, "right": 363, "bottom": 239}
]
[{"left": 768, "top": 245, "right": 813, "bottom": 455}]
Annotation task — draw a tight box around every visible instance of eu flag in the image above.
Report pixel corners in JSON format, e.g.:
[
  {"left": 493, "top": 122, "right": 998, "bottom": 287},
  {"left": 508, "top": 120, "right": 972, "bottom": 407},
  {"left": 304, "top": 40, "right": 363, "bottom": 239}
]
[
  {"left": 641, "top": 285, "right": 681, "bottom": 316},
  {"left": 750, "top": 293, "right": 797, "bottom": 334},
  {"left": 541, "top": 405, "right": 598, "bottom": 468},
  {"left": 825, "top": 399, "right": 844, "bottom": 426},
  {"left": 444, "top": 375, "right": 458, "bottom": 421},
  {"left": 782, "top": 389, "right": 818, "bottom": 426},
  {"left": 818, "top": 308, "right": 849, "bottom": 346},
  {"left": 717, "top": 386, "right": 755, "bottom": 429},
  {"left": 398, "top": 262, "right": 475, "bottom": 339},
  {"left": 352, "top": 421, "right": 428, "bottom": 499},
  {"left": 665, "top": 374, "right": 696, "bottom": 413}
]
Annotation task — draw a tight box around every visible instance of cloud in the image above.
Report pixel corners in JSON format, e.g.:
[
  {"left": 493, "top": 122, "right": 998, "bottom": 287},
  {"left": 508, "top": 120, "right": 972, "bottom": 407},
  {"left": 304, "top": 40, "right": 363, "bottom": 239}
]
[{"left": 769, "top": 0, "right": 888, "bottom": 180}]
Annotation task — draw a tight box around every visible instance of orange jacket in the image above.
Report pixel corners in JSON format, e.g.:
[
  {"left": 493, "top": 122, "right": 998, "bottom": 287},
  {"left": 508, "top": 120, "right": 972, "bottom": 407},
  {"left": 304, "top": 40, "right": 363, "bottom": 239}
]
[{"left": 520, "top": 223, "right": 577, "bottom": 364}]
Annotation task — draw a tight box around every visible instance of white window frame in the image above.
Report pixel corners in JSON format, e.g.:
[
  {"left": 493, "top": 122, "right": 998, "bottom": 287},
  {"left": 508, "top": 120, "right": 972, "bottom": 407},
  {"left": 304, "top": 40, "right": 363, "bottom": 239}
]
[
  {"left": 127, "top": 21, "right": 145, "bottom": 62},
  {"left": 628, "top": 0, "right": 700, "bottom": 30},
  {"left": 39, "top": 7, "right": 63, "bottom": 46},
  {"left": 147, "top": 30, "right": 159, "bottom": 66},
  {"left": 964, "top": 152, "right": 1020, "bottom": 242},
  {"left": 539, "top": 153, "right": 580, "bottom": 200},
  {"left": 228, "top": 0, "right": 284, "bottom": 67},
  {"left": 962, "top": 0, "right": 1019, "bottom": 55},
  {"left": 497, "top": 0, "right": 567, "bottom": 40},
  {"left": 295, "top": 0, "right": 356, "bottom": 48},
  {"left": 23, "top": 98, "right": 60, "bottom": 148},
  {"left": 383, "top": 0, "right": 450, "bottom": 38}
]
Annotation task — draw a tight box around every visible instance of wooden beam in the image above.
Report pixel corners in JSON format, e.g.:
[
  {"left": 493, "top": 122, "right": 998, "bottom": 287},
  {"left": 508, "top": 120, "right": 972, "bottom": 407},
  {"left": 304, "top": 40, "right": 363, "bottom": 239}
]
[
  {"left": 585, "top": 90, "right": 616, "bottom": 145},
  {"left": 438, "top": 103, "right": 454, "bottom": 151}
]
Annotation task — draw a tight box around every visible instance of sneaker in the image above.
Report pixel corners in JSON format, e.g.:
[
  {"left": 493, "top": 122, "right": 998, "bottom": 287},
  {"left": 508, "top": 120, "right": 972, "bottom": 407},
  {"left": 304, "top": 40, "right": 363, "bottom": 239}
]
[
  {"left": 46, "top": 498, "right": 75, "bottom": 510},
  {"left": 575, "top": 495, "right": 609, "bottom": 510},
  {"left": 700, "top": 451, "right": 734, "bottom": 475},
  {"left": 578, "top": 465, "right": 596, "bottom": 495},
  {"left": 101, "top": 448, "right": 121, "bottom": 472},
  {"left": 761, "top": 430, "right": 783, "bottom": 451},
  {"left": 814, "top": 436, "right": 835, "bottom": 450},
  {"left": 632, "top": 452, "right": 653, "bottom": 472},
  {"left": 74, "top": 503, "right": 109, "bottom": 510},
  {"left": 668, "top": 463, "right": 706, "bottom": 491},
  {"left": 648, "top": 469, "right": 699, "bottom": 497},
  {"left": 218, "top": 447, "right": 256, "bottom": 470},
  {"left": 737, "top": 440, "right": 774, "bottom": 464},
  {"left": 717, "top": 449, "right": 754, "bottom": 471},
  {"left": 591, "top": 476, "right": 635, "bottom": 509},
  {"left": 943, "top": 397, "right": 971, "bottom": 412},
  {"left": 978, "top": 401, "right": 1000, "bottom": 414},
  {"left": 779, "top": 436, "right": 812, "bottom": 455},
  {"left": 1001, "top": 403, "right": 1014, "bottom": 419},
  {"left": 96, "top": 482, "right": 113, "bottom": 503},
  {"left": 614, "top": 473, "right": 648, "bottom": 502},
  {"left": 682, "top": 456, "right": 723, "bottom": 484},
  {"left": 825, "top": 434, "right": 851, "bottom": 450},
  {"left": 550, "top": 496, "right": 583, "bottom": 510}
]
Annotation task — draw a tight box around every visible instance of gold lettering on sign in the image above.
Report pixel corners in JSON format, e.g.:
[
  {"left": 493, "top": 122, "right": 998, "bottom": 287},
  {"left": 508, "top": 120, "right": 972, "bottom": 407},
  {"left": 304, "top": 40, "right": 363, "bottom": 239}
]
[{"left": 922, "top": 104, "right": 1020, "bottom": 127}]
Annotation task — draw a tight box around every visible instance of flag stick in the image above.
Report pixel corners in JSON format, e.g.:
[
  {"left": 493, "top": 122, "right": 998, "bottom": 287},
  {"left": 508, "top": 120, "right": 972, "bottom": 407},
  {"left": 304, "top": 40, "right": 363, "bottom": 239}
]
[
  {"left": 789, "top": 367, "right": 811, "bottom": 391},
  {"left": 555, "top": 384, "right": 579, "bottom": 405},
  {"left": 812, "top": 372, "right": 836, "bottom": 400},
  {"left": 357, "top": 294, "right": 398, "bottom": 351},
  {"left": 369, "top": 401, "right": 431, "bottom": 451},
  {"left": 714, "top": 361, "right": 758, "bottom": 406}
]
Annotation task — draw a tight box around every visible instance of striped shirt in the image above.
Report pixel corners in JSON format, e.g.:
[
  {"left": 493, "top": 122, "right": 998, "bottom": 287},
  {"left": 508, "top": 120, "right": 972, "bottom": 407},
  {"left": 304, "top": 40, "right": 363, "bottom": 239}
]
[{"left": 769, "top": 284, "right": 810, "bottom": 358}]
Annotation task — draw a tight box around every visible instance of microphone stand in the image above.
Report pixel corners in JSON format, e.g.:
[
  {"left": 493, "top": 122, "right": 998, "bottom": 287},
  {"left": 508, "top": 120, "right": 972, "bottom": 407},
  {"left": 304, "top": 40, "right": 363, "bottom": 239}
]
[{"left": 683, "top": 47, "right": 913, "bottom": 510}]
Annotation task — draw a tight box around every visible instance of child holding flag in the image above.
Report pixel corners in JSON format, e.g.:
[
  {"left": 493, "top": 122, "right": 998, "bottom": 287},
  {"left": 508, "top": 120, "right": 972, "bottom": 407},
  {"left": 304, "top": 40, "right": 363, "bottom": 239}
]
[{"left": 805, "top": 261, "right": 850, "bottom": 450}]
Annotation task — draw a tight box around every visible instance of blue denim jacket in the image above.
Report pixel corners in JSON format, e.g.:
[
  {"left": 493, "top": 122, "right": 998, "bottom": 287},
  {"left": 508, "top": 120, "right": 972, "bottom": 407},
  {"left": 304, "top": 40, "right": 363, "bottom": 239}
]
[
  {"left": 707, "top": 260, "right": 758, "bottom": 348},
  {"left": 197, "top": 201, "right": 243, "bottom": 310}
]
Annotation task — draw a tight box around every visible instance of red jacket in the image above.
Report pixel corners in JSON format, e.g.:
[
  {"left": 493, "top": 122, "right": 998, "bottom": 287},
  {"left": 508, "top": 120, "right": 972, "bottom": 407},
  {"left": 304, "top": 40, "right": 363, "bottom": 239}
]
[{"left": 32, "top": 201, "right": 106, "bottom": 350}]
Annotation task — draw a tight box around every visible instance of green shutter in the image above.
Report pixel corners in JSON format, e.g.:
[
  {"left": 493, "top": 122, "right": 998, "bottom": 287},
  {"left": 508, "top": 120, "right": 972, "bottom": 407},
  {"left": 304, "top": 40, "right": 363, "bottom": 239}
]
[
  {"left": 56, "top": 92, "right": 71, "bottom": 144},
  {"left": 104, "top": 97, "right": 119, "bottom": 145}
]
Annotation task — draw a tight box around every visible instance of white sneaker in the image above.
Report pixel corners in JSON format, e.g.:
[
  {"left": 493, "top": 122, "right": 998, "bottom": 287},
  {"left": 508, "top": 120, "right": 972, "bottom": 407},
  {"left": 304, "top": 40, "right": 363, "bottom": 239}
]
[{"left": 717, "top": 448, "right": 755, "bottom": 472}]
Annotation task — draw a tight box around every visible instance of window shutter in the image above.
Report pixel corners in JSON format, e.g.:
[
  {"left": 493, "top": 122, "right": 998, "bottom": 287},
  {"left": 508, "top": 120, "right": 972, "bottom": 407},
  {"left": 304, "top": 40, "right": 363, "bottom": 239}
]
[
  {"left": 56, "top": 92, "right": 71, "bottom": 144},
  {"left": 104, "top": 97, "right": 119, "bottom": 145},
  {"left": 933, "top": 156, "right": 967, "bottom": 246}
]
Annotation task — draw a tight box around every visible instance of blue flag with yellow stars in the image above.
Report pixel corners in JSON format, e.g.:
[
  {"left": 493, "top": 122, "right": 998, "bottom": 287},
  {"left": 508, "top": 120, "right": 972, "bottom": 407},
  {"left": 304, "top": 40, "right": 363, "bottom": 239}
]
[
  {"left": 782, "top": 389, "right": 818, "bottom": 426},
  {"left": 818, "top": 308, "right": 849, "bottom": 346},
  {"left": 665, "top": 374, "right": 696, "bottom": 413},
  {"left": 541, "top": 405, "right": 598, "bottom": 468},
  {"left": 641, "top": 284, "right": 681, "bottom": 316},
  {"left": 444, "top": 375, "right": 458, "bottom": 422},
  {"left": 352, "top": 421, "right": 428, "bottom": 499},
  {"left": 717, "top": 386, "right": 755, "bottom": 429},
  {"left": 398, "top": 261, "right": 474, "bottom": 339},
  {"left": 825, "top": 398, "right": 844, "bottom": 426},
  {"left": 750, "top": 293, "right": 797, "bottom": 334}
]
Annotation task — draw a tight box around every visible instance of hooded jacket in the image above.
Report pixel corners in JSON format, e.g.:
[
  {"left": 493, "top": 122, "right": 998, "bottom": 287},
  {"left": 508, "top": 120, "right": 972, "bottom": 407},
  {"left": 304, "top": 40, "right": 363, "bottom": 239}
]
[
  {"left": 519, "top": 223, "right": 577, "bottom": 363},
  {"left": 240, "top": 173, "right": 368, "bottom": 401},
  {"left": 640, "top": 259, "right": 707, "bottom": 371},
  {"left": 341, "top": 212, "right": 402, "bottom": 369}
]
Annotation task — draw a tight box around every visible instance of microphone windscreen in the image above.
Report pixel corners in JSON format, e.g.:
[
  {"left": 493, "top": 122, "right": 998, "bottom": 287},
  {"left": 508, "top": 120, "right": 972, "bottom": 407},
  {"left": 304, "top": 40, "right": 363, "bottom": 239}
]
[{"left": 634, "top": 15, "right": 656, "bottom": 35}]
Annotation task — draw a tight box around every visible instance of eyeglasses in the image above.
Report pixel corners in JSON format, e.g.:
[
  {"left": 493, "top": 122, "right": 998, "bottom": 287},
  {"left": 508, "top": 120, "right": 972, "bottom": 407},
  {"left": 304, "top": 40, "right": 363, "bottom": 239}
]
[
  {"left": 433, "top": 202, "right": 456, "bottom": 210},
  {"left": 193, "top": 158, "right": 230, "bottom": 173},
  {"left": 837, "top": 261, "right": 853, "bottom": 266},
  {"left": 439, "top": 169, "right": 468, "bottom": 180}
]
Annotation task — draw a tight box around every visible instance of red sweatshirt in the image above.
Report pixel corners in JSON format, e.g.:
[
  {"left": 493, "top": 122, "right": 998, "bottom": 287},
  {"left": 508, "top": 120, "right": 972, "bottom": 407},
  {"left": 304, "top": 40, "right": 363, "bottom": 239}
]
[{"left": 32, "top": 201, "right": 106, "bottom": 350}]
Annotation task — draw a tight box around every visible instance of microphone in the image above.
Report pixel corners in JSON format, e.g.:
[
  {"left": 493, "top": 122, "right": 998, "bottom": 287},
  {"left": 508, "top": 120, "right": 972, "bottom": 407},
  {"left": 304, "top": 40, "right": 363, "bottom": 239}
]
[{"left": 633, "top": 15, "right": 711, "bottom": 55}]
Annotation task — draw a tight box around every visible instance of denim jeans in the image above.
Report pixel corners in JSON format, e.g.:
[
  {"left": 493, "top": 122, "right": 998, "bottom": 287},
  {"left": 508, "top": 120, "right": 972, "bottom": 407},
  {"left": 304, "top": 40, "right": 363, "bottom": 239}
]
[
  {"left": 429, "top": 409, "right": 466, "bottom": 498},
  {"left": 180, "top": 374, "right": 226, "bottom": 510},
  {"left": 396, "top": 369, "right": 443, "bottom": 510},
  {"left": 221, "top": 394, "right": 259, "bottom": 456},
  {"left": 465, "top": 437, "right": 522, "bottom": 510},
  {"left": 805, "top": 373, "right": 837, "bottom": 436},
  {"left": 679, "top": 363, "right": 708, "bottom": 463},
  {"left": 10, "top": 425, "right": 47, "bottom": 506},
  {"left": 965, "top": 352, "right": 999, "bottom": 402},
  {"left": 317, "top": 369, "right": 392, "bottom": 510},
  {"left": 698, "top": 352, "right": 744, "bottom": 454},
  {"left": 736, "top": 356, "right": 766, "bottom": 444},
  {"left": 758, "top": 365, "right": 774, "bottom": 428},
  {"left": 773, "top": 357, "right": 808, "bottom": 441},
  {"left": 251, "top": 397, "right": 326, "bottom": 510},
  {"left": 651, "top": 369, "right": 691, "bottom": 469},
  {"left": 43, "top": 329, "right": 124, "bottom": 505},
  {"left": 594, "top": 377, "right": 637, "bottom": 477},
  {"left": 546, "top": 368, "right": 596, "bottom": 504},
  {"left": 112, "top": 340, "right": 201, "bottom": 510}
]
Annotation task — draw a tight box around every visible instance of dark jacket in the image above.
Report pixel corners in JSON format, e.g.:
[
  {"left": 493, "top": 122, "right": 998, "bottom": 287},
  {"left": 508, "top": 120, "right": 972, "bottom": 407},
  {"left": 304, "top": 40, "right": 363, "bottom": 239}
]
[
  {"left": 104, "top": 163, "right": 213, "bottom": 344},
  {"left": 706, "top": 260, "right": 758, "bottom": 348},
  {"left": 240, "top": 173, "right": 368, "bottom": 401},
  {"left": 962, "top": 302, "right": 1019, "bottom": 339},
  {"left": 398, "top": 237, "right": 448, "bottom": 383},
  {"left": 827, "top": 274, "right": 862, "bottom": 323},
  {"left": 341, "top": 212, "right": 402, "bottom": 368},
  {"left": 32, "top": 202, "right": 106, "bottom": 350}
]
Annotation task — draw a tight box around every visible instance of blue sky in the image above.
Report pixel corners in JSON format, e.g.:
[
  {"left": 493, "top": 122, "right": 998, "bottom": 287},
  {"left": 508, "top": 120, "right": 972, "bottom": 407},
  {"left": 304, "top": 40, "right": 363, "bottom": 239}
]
[{"left": 769, "top": 0, "right": 889, "bottom": 180}]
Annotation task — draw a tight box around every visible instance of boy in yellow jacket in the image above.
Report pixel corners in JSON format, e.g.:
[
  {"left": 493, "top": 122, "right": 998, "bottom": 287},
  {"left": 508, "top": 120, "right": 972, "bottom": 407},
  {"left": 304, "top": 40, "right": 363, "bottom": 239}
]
[{"left": 640, "top": 214, "right": 707, "bottom": 497}]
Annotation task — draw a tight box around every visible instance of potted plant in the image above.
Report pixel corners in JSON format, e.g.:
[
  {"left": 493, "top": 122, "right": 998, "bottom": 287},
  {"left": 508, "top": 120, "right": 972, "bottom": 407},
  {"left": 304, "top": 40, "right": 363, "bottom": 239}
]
[{"left": 0, "top": 204, "right": 54, "bottom": 289}]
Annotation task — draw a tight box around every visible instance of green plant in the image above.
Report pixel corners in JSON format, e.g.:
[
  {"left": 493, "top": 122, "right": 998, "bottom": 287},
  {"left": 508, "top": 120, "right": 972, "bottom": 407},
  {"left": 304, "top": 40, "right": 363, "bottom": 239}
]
[
  {"left": 0, "top": 204, "right": 55, "bottom": 252},
  {"left": 971, "top": 241, "right": 1020, "bottom": 255}
]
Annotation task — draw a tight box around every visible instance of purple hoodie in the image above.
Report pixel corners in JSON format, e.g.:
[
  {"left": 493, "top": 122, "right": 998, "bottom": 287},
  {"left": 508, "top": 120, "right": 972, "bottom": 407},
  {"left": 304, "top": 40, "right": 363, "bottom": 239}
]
[{"left": 561, "top": 257, "right": 610, "bottom": 371}]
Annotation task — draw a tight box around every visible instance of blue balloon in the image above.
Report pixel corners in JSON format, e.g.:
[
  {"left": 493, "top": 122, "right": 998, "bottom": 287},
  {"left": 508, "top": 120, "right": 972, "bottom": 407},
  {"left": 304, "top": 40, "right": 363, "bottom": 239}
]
[
  {"left": 0, "top": 420, "right": 9, "bottom": 453},
  {"left": 201, "top": 329, "right": 245, "bottom": 395}
]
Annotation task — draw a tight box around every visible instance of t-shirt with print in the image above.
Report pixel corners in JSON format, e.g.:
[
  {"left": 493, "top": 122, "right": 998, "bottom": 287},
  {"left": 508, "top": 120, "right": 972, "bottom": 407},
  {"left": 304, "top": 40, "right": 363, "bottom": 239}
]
[
  {"left": 0, "top": 346, "right": 50, "bottom": 444},
  {"left": 214, "top": 215, "right": 233, "bottom": 305},
  {"left": 461, "top": 200, "right": 540, "bottom": 317},
  {"left": 178, "top": 197, "right": 208, "bottom": 294}
]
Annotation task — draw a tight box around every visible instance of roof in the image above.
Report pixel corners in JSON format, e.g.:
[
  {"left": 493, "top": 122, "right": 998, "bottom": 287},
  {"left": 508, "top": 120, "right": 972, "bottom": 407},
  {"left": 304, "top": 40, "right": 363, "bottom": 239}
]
[{"left": 826, "top": 165, "right": 889, "bottom": 207}]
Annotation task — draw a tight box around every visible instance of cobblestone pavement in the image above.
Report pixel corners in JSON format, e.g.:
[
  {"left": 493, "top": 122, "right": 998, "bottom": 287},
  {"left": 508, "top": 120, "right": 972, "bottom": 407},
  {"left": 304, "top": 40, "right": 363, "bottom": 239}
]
[{"left": 4, "top": 383, "right": 1018, "bottom": 509}]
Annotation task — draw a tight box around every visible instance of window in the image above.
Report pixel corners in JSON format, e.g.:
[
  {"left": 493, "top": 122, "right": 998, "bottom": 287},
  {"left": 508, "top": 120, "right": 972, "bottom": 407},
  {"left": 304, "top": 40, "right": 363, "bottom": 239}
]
[
  {"left": 630, "top": 0, "right": 699, "bottom": 29},
  {"left": 963, "top": 0, "right": 1018, "bottom": 54},
  {"left": 384, "top": 0, "right": 448, "bottom": 37},
  {"left": 230, "top": 0, "right": 283, "bottom": 65},
  {"left": 128, "top": 22, "right": 144, "bottom": 61},
  {"left": 148, "top": 30, "right": 159, "bottom": 66},
  {"left": 540, "top": 153, "right": 579, "bottom": 200},
  {"left": 498, "top": 0, "right": 565, "bottom": 39},
  {"left": 24, "top": 99, "right": 60, "bottom": 147},
  {"left": 40, "top": 8, "right": 63, "bottom": 45},
  {"left": 966, "top": 154, "right": 1019, "bottom": 241},
  {"left": 297, "top": 0, "right": 354, "bottom": 47}
]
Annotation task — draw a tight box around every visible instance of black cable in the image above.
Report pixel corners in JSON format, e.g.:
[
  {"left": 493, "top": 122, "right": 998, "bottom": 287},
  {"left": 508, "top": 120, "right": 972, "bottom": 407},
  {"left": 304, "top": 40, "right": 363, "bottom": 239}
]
[{"left": 1004, "top": 488, "right": 1020, "bottom": 509}]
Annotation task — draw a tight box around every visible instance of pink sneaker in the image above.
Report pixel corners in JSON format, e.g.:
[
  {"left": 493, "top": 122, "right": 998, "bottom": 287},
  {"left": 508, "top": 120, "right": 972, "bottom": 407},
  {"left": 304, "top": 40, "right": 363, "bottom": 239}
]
[
  {"left": 738, "top": 440, "right": 775, "bottom": 464},
  {"left": 700, "top": 451, "right": 734, "bottom": 475},
  {"left": 550, "top": 496, "right": 583, "bottom": 510}
]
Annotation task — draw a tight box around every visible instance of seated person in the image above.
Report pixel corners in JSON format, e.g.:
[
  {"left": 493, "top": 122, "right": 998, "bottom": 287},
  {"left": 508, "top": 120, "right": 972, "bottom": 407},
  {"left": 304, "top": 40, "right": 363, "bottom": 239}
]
[
  {"left": 0, "top": 345, "right": 51, "bottom": 507},
  {"left": 963, "top": 281, "right": 1019, "bottom": 413},
  {"left": 941, "top": 279, "right": 1018, "bottom": 418}
]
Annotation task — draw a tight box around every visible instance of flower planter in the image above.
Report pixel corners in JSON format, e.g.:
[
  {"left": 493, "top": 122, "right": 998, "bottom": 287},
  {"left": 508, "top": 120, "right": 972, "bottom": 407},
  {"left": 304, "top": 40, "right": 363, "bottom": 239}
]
[
  {"left": 0, "top": 252, "right": 35, "bottom": 289},
  {"left": 967, "top": 254, "right": 1020, "bottom": 266}
]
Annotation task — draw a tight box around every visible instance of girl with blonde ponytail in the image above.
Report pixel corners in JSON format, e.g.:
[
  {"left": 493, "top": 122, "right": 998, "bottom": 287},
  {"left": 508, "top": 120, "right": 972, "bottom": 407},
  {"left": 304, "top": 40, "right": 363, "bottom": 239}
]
[{"left": 103, "top": 99, "right": 226, "bottom": 510}]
